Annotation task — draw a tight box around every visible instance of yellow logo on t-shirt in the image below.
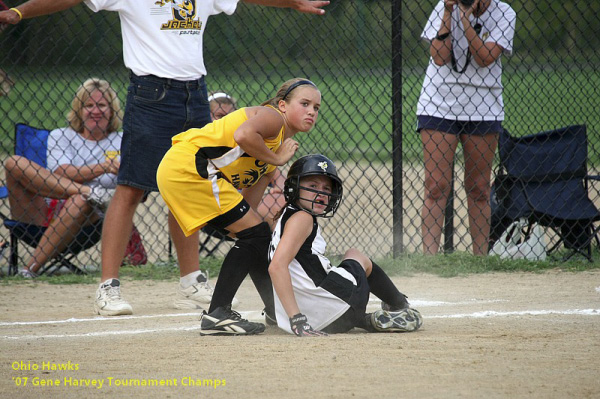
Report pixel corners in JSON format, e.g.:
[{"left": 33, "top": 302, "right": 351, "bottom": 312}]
[
  {"left": 157, "top": 0, "right": 202, "bottom": 31},
  {"left": 105, "top": 150, "right": 120, "bottom": 160}
]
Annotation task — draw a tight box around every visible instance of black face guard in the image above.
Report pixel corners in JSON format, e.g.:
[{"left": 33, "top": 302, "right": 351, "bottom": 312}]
[{"left": 296, "top": 184, "right": 341, "bottom": 218}]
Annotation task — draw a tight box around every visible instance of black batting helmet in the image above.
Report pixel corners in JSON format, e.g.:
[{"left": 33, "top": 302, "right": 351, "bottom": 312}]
[{"left": 284, "top": 154, "right": 343, "bottom": 218}]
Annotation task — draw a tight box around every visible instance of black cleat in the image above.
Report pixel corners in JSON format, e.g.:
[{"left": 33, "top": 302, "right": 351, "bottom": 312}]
[
  {"left": 200, "top": 306, "right": 265, "bottom": 336},
  {"left": 370, "top": 308, "right": 423, "bottom": 332}
]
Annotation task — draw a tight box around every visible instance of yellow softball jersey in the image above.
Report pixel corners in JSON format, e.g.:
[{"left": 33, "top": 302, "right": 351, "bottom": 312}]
[
  {"left": 158, "top": 106, "right": 285, "bottom": 236},
  {"left": 172, "top": 107, "right": 283, "bottom": 189}
]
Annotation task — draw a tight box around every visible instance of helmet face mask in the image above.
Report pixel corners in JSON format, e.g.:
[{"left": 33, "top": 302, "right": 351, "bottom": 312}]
[{"left": 284, "top": 154, "right": 343, "bottom": 218}]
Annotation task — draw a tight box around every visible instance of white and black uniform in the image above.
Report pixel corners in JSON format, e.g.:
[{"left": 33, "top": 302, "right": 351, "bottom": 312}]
[{"left": 269, "top": 205, "right": 370, "bottom": 334}]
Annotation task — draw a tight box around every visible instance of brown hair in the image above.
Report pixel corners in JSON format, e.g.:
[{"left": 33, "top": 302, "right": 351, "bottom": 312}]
[
  {"left": 261, "top": 78, "right": 319, "bottom": 108},
  {"left": 67, "top": 78, "right": 123, "bottom": 133}
]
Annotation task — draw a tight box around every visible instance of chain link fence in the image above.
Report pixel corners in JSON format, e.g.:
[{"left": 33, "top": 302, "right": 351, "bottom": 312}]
[
  {"left": 0, "top": 0, "right": 599, "bottom": 273},
  {"left": 400, "top": 0, "right": 600, "bottom": 257}
]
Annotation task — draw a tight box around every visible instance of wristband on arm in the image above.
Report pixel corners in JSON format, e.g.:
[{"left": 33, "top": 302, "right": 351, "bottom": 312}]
[{"left": 9, "top": 8, "right": 23, "bottom": 20}]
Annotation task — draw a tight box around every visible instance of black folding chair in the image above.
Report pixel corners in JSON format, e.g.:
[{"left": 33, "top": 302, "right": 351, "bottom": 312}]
[{"left": 490, "top": 125, "right": 600, "bottom": 261}]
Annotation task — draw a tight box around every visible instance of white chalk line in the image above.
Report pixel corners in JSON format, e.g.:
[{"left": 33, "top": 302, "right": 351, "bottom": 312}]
[
  {"left": 427, "top": 309, "right": 600, "bottom": 319},
  {"left": 368, "top": 298, "right": 509, "bottom": 307},
  {"left": 1, "top": 308, "right": 598, "bottom": 341},
  {"left": 0, "top": 299, "right": 504, "bottom": 328},
  {"left": 0, "top": 312, "right": 203, "bottom": 327},
  {"left": 2, "top": 325, "right": 203, "bottom": 340}
]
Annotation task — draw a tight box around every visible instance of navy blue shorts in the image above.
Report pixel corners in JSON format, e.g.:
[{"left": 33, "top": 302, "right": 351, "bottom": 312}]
[
  {"left": 119, "top": 72, "right": 212, "bottom": 191},
  {"left": 417, "top": 115, "right": 502, "bottom": 136},
  {"left": 321, "top": 259, "right": 370, "bottom": 334}
]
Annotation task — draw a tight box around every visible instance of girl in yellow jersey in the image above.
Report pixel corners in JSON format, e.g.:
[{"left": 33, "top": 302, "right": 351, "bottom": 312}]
[{"left": 157, "top": 78, "right": 321, "bottom": 335}]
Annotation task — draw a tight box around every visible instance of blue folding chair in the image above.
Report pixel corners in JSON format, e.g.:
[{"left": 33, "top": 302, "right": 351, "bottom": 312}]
[
  {"left": 490, "top": 125, "right": 600, "bottom": 261},
  {"left": 0, "top": 123, "right": 102, "bottom": 276}
]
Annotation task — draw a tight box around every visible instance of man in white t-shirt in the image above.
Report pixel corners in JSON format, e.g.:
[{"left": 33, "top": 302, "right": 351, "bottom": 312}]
[
  {"left": 416, "top": 0, "right": 516, "bottom": 256},
  {"left": 0, "top": 0, "right": 329, "bottom": 331}
]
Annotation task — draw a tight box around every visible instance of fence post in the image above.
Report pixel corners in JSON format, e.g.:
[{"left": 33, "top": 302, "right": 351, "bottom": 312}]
[
  {"left": 443, "top": 161, "right": 455, "bottom": 253},
  {"left": 392, "top": 0, "right": 403, "bottom": 256}
]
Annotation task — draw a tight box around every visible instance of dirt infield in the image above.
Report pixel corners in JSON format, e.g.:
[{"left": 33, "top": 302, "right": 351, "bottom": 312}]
[{"left": 1, "top": 271, "right": 599, "bottom": 398}]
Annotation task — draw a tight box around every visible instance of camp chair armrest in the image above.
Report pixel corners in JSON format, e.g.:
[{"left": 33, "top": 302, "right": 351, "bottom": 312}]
[{"left": 585, "top": 175, "right": 600, "bottom": 182}]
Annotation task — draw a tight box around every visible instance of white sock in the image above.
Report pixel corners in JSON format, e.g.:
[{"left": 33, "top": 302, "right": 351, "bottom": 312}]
[
  {"left": 28, "top": 262, "right": 39, "bottom": 274},
  {"left": 180, "top": 270, "right": 204, "bottom": 289}
]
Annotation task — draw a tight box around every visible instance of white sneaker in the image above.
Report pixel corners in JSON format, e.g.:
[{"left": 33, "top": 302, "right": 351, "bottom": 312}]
[
  {"left": 94, "top": 279, "right": 133, "bottom": 316},
  {"left": 86, "top": 186, "right": 115, "bottom": 209},
  {"left": 173, "top": 271, "right": 239, "bottom": 310},
  {"left": 18, "top": 268, "right": 37, "bottom": 279}
]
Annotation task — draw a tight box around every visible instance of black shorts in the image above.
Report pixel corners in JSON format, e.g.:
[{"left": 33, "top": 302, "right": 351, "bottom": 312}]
[
  {"left": 322, "top": 259, "right": 370, "bottom": 334},
  {"left": 207, "top": 198, "right": 250, "bottom": 231},
  {"left": 417, "top": 115, "right": 502, "bottom": 136}
]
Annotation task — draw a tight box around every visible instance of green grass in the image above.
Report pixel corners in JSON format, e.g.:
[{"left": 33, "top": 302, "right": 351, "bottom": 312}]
[
  {"left": 0, "top": 256, "right": 225, "bottom": 285},
  {"left": 2, "top": 67, "right": 599, "bottom": 164},
  {"left": 2, "top": 249, "right": 598, "bottom": 286},
  {"left": 376, "top": 251, "right": 600, "bottom": 277}
]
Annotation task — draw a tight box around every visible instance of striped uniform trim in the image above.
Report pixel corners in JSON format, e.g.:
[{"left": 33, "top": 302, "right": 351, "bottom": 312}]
[{"left": 195, "top": 146, "right": 246, "bottom": 207}]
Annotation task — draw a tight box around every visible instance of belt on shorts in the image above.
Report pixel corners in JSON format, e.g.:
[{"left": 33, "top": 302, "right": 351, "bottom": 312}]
[{"left": 129, "top": 71, "right": 205, "bottom": 89}]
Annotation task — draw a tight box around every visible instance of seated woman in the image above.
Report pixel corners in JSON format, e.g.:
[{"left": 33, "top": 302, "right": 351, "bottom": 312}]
[{"left": 4, "top": 77, "right": 123, "bottom": 277}]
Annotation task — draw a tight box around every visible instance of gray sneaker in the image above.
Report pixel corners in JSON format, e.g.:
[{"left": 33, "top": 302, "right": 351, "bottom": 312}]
[
  {"left": 370, "top": 308, "right": 423, "bottom": 332},
  {"left": 86, "top": 186, "right": 115, "bottom": 209},
  {"left": 173, "top": 271, "right": 240, "bottom": 310}
]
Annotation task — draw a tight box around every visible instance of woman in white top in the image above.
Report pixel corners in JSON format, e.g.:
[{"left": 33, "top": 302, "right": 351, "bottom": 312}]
[
  {"left": 416, "top": 0, "right": 516, "bottom": 255},
  {"left": 4, "top": 78, "right": 123, "bottom": 277}
]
